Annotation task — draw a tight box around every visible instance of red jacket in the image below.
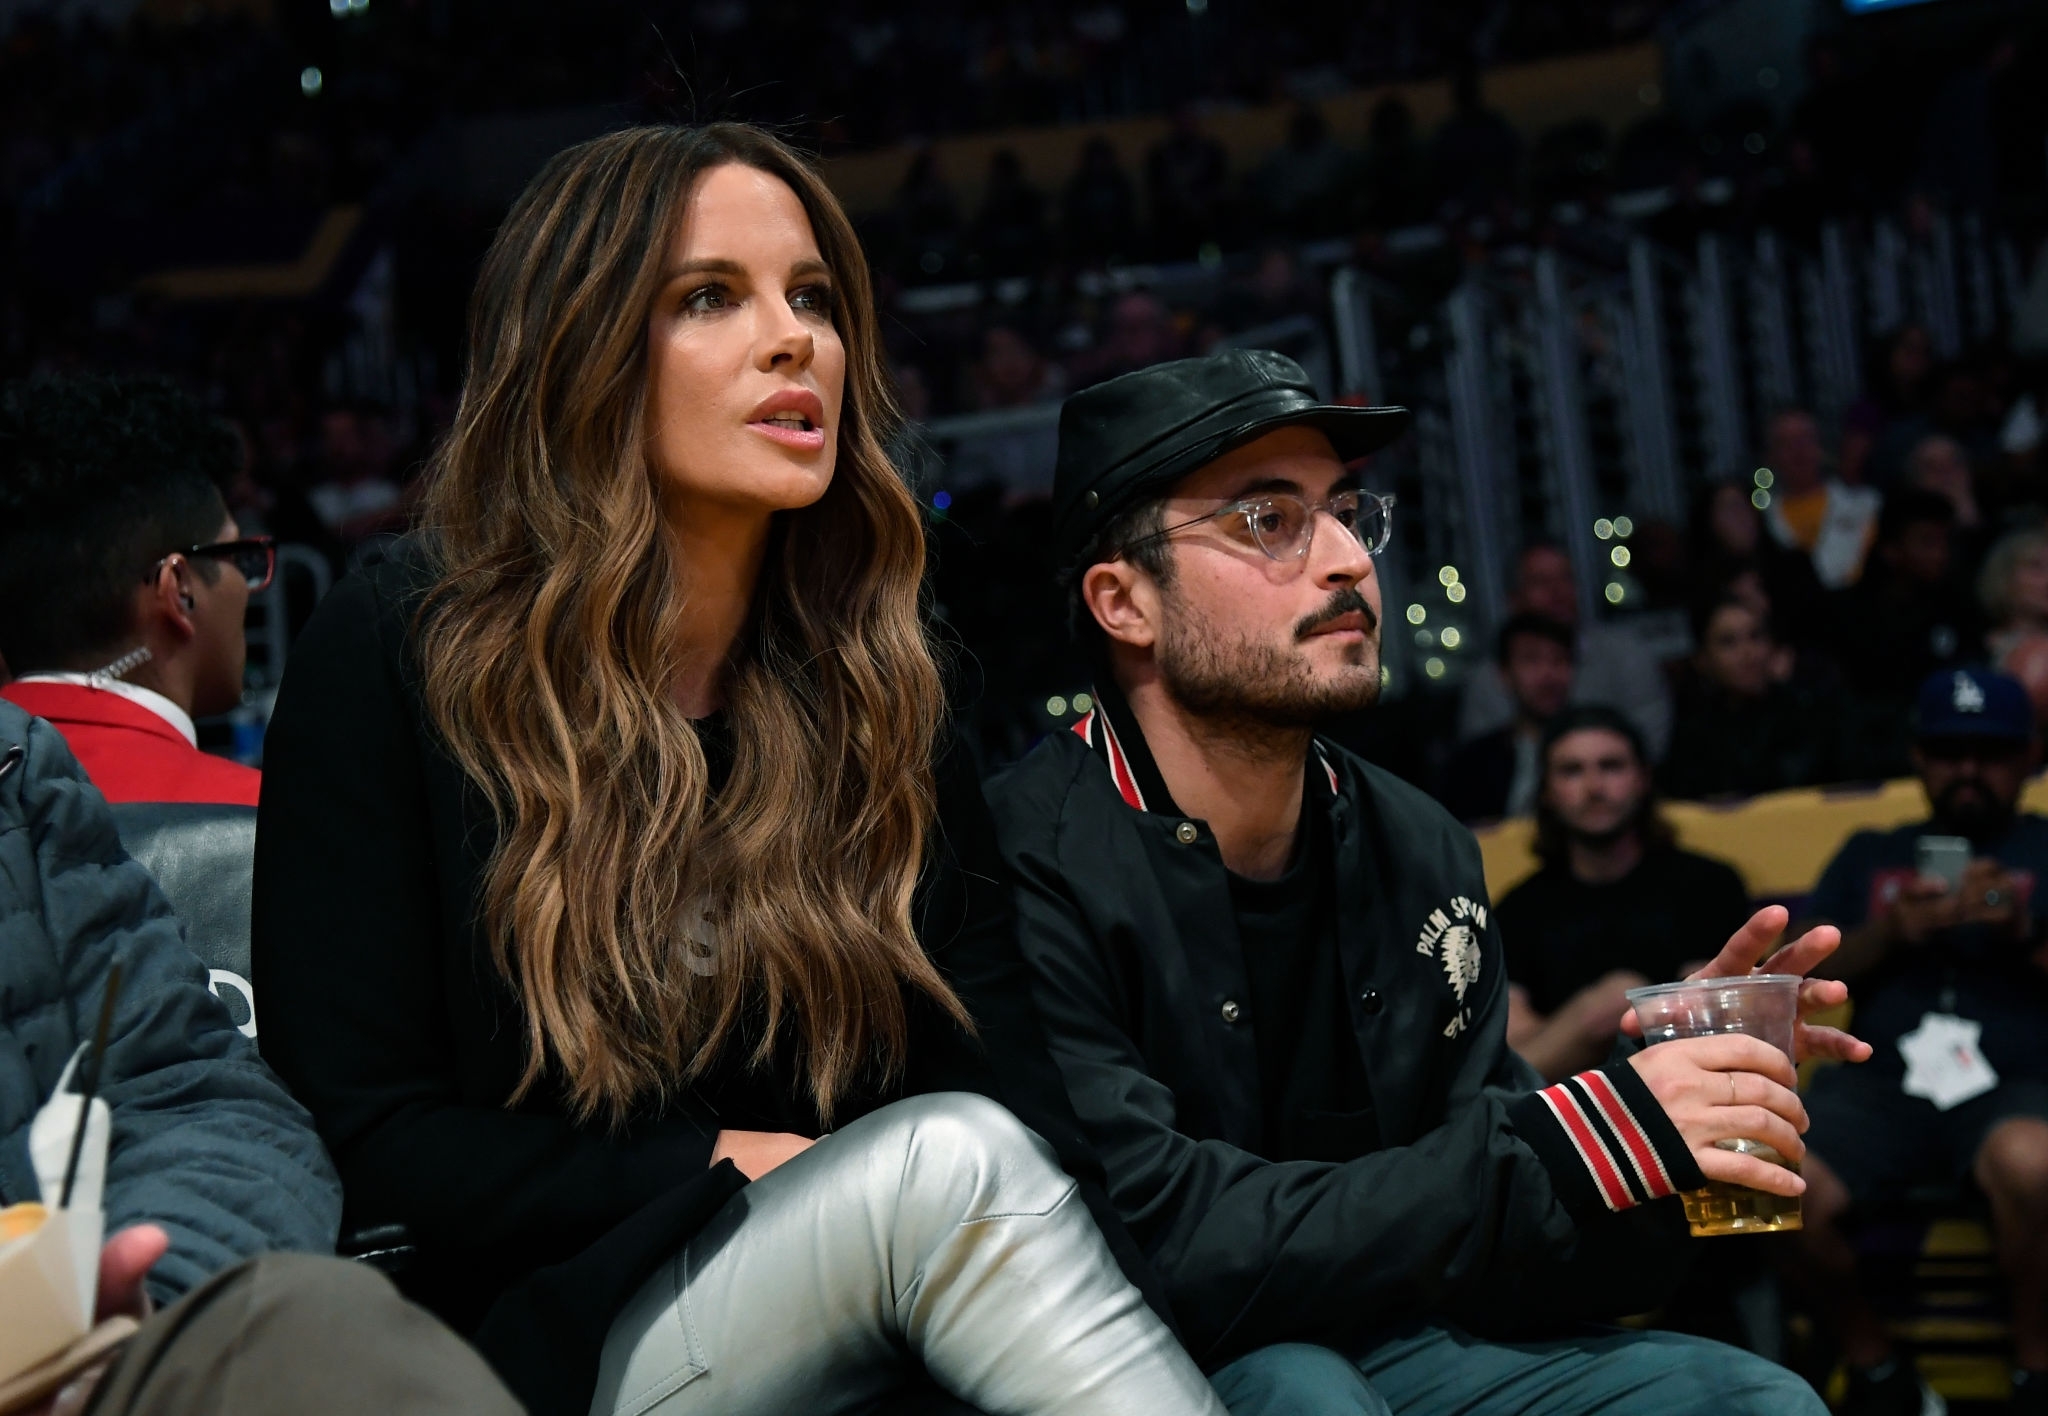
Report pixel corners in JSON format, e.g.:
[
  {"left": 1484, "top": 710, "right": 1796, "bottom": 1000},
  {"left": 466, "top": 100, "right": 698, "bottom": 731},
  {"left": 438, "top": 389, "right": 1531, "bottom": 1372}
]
[{"left": 0, "top": 680, "right": 261, "bottom": 806}]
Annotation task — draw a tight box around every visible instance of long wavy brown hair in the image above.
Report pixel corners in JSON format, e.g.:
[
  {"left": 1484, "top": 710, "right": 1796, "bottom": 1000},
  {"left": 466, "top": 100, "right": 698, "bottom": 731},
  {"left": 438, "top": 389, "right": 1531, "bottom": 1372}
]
[{"left": 415, "top": 123, "right": 965, "bottom": 1126}]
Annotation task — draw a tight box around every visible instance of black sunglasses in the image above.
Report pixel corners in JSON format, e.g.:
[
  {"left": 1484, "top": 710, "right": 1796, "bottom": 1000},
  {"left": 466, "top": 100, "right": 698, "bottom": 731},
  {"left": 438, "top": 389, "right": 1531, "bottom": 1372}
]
[{"left": 149, "top": 536, "right": 277, "bottom": 592}]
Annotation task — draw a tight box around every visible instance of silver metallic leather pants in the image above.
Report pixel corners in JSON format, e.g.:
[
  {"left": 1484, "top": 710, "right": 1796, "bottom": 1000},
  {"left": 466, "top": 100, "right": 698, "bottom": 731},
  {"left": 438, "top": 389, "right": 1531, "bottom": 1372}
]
[{"left": 590, "top": 1092, "right": 1226, "bottom": 1416}]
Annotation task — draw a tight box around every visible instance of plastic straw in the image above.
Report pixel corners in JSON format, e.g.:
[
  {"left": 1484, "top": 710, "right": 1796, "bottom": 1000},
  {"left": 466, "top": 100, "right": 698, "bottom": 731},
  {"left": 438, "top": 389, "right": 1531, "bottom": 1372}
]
[{"left": 60, "top": 962, "right": 123, "bottom": 1209}]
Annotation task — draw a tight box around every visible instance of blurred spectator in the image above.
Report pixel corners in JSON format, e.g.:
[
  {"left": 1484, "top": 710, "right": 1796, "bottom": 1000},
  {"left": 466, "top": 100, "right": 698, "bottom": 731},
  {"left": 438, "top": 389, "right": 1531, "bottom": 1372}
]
[
  {"left": 967, "top": 324, "right": 1064, "bottom": 411},
  {"left": 892, "top": 145, "right": 964, "bottom": 279},
  {"left": 1359, "top": 95, "right": 1435, "bottom": 228},
  {"left": 1499, "top": 706, "right": 1751, "bottom": 1083},
  {"left": 1832, "top": 487, "right": 1983, "bottom": 711},
  {"left": 1791, "top": 667, "right": 2048, "bottom": 1416},
  {"left": 1662, "top": 593, "right": 1836, "bottom": 800},
  {"left": 1248, "top": 104, "right": 1352, "bottom": 240},
  {"left": 1144, "top": 107, "right": 1232, "bottom": 259},
  {"left": 1915, "top": 28, "right": 2018, "bottom": 214},
  {"left": 969, "top": 149, "right": 1048, "bottom": 278},
  {"left": 1433, "top": 64, "right": 1523, "bottom": 214},
  {"left": 1686, "top": 480, "right": 1830, "bottom": 648},
  {"left": 1232, "top": 244, "right": 1323, "bottom": 327},
  {"left": 0, "top": 375, "right": 263, "bottom": 805},
  {"left": 1905, "top": 432, "right": 1983, "bottom": 542},
  {"left": 1069, "top": 290, "right": 1184, "bottom": 390},
  {"left": 1439, "top": 613, "right": 1573, "bottom": 824},
  {"left": 2003, "top": 360, "right": 2048, "bottom": 488},
  {"left": 1980, "top": 527, "right": 2048, "bottom": 724},
  {"left": 306, "top": 404, "right": 405, "bottom": 550},
  {"left": 1062, "top": 136, "right": 1140, "bottom": 267},
  {"left": 1762, "top": 406, "right": 1880, "bottom": 590},
  {"left": 1845, "top": 324, "right": 1935, "bottom": 488},
  {"left": 1457, "top": 542, "right": 1674, "bottom": 759}
]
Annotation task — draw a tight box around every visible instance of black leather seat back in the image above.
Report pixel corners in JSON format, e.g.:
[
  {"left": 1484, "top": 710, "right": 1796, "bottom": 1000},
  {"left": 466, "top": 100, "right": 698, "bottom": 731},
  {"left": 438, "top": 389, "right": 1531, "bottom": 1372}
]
[{"left": 106, "top": 801, "right": 258, "bottom": 1039}]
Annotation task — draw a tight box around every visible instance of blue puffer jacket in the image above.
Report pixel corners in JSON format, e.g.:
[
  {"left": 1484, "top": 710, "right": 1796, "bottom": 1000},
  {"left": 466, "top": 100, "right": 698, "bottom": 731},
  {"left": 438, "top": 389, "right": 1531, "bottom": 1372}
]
[{"left": 0, "top": 701, "right": 339, "bottom": 1303}]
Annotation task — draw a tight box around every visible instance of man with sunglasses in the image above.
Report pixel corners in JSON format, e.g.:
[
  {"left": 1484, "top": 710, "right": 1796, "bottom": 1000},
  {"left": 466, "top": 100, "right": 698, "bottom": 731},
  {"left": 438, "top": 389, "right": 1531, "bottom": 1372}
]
[
  {"left": 0, "top": 375, "right": 271, "bottom": 806},
  {"left": 1792, "top": 667, "right": 2048, "bottom": 1416},
  {"left": 986, "top": 350, "right": 1854, "bottom": 1413}
]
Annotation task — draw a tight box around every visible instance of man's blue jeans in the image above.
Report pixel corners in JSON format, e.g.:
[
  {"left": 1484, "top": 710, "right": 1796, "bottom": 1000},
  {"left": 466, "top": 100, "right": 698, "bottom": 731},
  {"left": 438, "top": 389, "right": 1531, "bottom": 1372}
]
[{"left": 1210, "top": 1324, "right": 1825, "bottom": 1415}]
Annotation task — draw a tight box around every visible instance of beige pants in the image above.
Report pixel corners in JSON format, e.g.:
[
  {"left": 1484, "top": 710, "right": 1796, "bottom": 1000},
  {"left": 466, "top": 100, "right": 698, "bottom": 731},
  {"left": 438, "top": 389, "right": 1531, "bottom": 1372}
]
[
  {"left": 591, "top": 1092, "right": 1226, "bottom": 1416},
  {"left": 82, "top": 1253, "right": 520, "bottom": 1416}
]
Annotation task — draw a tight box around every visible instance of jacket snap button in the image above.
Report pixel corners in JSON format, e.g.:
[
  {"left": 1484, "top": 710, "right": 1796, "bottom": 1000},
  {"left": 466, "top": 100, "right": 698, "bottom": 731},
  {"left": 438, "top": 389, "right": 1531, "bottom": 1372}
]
[
  {"left": 1175, "top": 822, "right": 1198, "bottom": 844},
  {"left": 1220, "top": 999, "right": 1242, "bottom": 1024},
  {"left": 1360, "top": 989, "right": 1383, "bottom": 1015}
]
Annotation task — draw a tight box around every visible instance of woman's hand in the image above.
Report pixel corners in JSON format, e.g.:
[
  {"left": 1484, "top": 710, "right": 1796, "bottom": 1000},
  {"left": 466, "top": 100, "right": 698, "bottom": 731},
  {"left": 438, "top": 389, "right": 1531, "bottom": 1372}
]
[
  {"left": 1626, "top": 1034, "right": 1809, "bottom": 1196},
  {"left": 711, "top": 1130, "right": 815, "bottom": 1180},
  {"left": 1622, "top": 905, "right": 1874, "bottom": 1065}
]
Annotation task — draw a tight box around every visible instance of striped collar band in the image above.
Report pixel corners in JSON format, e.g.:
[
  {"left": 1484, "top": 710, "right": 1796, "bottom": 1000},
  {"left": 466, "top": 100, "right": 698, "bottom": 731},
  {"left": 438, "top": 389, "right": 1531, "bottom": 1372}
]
[{"left": 1070, "top": 692, "right": 1340, "bottom": 813}]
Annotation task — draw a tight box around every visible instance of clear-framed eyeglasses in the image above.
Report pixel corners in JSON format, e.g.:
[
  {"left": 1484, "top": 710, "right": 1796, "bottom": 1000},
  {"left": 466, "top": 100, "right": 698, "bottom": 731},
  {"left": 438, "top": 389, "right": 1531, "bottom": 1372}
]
[{"left": 1124, "top": 489, "right": 1396, "bottom": 563}]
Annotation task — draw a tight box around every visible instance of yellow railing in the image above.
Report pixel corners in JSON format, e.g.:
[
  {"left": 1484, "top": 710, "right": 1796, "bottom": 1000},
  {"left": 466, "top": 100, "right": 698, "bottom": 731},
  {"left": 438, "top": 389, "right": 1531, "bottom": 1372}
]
[{"left": 1476, "top": 775, "right": 2048, "bottom": 904}]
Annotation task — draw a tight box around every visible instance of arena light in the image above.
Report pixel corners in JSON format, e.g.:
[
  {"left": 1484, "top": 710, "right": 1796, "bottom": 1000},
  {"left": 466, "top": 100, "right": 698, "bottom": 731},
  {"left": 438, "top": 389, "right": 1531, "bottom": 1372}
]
[
  {"left": 1405, "top": 604, "right": 1426, "bottom": 625},
  {"left": 300, "top": 66, "right": 324, "bottom": 97},
  {"left": 1445, "top": 582, "right": 1467, "bottom": 604}
]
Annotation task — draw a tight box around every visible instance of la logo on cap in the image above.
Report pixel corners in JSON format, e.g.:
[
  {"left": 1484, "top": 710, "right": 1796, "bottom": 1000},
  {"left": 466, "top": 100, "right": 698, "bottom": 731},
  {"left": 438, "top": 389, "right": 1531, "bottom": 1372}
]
[{"left": 1953, "top": 672, "right": 1986, "bottom": 713}]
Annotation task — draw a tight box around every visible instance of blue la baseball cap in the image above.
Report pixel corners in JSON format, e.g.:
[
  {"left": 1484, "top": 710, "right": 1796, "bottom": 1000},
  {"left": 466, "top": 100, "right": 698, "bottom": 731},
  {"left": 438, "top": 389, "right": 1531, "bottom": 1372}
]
[{"left": 1915, "top": 667, "right": 2033, "bottom": 742}]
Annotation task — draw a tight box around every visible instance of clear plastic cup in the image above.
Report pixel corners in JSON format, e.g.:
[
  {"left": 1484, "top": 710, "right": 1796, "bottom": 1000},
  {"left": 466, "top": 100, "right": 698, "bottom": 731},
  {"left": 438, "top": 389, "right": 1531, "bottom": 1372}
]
[{"left": 1624, "top": 974, "right": 1803, "bottom": 1236}]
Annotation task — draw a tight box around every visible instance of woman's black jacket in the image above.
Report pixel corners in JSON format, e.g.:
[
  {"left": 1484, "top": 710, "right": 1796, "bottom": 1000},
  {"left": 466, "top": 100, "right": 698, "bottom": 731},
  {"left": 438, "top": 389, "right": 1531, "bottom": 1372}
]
[{"left": 250, "top": 544, "right": 1168, "bottom": 1416}]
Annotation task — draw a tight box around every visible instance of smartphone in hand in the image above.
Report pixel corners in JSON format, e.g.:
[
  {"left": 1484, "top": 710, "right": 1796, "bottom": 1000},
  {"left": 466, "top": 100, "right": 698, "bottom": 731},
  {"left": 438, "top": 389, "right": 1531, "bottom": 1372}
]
[{"left": 1915, "top": 834, "right": 1971, "bottom": 891}]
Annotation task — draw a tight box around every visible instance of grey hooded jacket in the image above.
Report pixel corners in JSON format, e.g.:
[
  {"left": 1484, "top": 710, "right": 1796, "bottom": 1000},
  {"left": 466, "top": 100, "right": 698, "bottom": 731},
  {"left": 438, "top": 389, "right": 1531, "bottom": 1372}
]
[{"left": 0, "top": 701, "right": 339, "bottom": 1304}]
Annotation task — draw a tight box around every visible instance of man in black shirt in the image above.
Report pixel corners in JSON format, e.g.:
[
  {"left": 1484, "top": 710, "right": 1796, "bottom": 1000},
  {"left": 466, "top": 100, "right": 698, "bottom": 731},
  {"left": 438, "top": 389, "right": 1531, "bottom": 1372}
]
[
  {"left": 1501, "top": 706, "right": 1753, "bottom": 1081},
  {"left": 988, "top": 350, "right": 1868, "bottom": 1414},
  {"left": 1438, "top": 614, "right": 1575, "bottom": 824},
  {"left": 1228, "top": 798, "right": 1376, "bottom": 1161}
]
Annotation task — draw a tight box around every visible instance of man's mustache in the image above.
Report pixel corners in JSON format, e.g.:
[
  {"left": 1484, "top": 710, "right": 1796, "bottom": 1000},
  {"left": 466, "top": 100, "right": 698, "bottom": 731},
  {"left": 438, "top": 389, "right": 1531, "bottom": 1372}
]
[{"left": 1295, "top": 587, "right": 1380, "bottom": 640}]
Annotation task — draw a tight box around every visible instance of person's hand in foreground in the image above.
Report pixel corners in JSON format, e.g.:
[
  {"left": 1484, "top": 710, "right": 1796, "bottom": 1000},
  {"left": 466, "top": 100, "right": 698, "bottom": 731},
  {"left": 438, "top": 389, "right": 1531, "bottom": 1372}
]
[
  {"left": 27, "top": 1224, "right": 170, "bottom": 1416},
  {"left": 1622, "top": 904, "right": 1874, "bottom": 1065},
  {"left": 95, "top": 1224, "right": 168, "bottom": 1323}
]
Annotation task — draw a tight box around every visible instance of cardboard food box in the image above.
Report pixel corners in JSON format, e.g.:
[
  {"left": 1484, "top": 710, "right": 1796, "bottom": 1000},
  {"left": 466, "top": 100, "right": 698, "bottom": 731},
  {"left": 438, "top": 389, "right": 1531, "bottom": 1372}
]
[
  {"left": 0, "top": 1056, "right": 123, "bottom": 1409},
  {"left": 0, "top": 1203, "right": 103, "bottom": 1380}
]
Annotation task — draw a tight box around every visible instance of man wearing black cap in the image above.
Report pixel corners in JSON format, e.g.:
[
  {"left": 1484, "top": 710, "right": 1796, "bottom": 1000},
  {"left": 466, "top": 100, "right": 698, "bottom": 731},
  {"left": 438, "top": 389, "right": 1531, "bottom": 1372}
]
[
  {"left": 1792, "top": 667, "right": 2048, "bottom": 1416},
  {"left": 987, "top": 349, "right": 1865, "bottom": 1412}
]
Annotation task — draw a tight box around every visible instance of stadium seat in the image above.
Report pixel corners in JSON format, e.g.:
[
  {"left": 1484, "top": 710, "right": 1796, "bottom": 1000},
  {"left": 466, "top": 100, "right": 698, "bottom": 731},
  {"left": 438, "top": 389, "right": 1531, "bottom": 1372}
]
[
  {"left": 107, "top": 800, "right": 416, "bottom": 1272},
  {"left": 107, "top": 801, "right": 258, "bottom": 1037}
]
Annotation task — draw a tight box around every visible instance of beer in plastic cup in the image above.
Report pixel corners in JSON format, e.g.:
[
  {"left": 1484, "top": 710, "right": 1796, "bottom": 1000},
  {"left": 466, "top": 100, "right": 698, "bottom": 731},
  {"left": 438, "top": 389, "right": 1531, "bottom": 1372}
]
[{"left": 1624, "top": 974, "right": 1803, "bottom": 1236}]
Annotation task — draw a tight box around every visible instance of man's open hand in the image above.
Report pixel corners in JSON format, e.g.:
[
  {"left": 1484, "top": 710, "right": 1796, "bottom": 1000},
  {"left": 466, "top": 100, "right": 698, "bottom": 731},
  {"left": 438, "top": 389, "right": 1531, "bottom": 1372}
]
[{"left": 1621, "top": 905, "right": 1873, "bottom": 1065}]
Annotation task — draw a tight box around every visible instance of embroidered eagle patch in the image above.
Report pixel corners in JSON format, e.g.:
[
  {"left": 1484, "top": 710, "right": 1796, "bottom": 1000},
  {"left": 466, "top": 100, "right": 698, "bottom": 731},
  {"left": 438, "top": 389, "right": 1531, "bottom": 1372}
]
[
  {"left": 1439, "top": 924, "right": 1482, "bottom": 1003},
  {"left": 1416, "top": 895, "right": 1488, "bottom": 1003}
]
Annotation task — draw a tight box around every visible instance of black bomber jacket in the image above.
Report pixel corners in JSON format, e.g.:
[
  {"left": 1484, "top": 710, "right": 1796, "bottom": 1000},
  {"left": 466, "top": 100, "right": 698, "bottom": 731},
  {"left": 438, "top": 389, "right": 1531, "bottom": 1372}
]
[{"left": 985, "top": 685, "right": 1704, "bottom": 1366}]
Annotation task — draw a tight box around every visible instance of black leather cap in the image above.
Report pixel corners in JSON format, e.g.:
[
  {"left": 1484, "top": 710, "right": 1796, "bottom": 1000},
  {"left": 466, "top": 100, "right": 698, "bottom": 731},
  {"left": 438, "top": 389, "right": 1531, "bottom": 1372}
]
[{"left": 1052, "top": 348, "right": 1411, "bottom": 567}]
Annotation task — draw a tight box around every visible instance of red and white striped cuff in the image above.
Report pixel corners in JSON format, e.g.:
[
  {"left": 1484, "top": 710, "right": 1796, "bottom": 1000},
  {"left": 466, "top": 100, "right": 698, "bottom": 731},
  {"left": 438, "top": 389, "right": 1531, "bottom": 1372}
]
[{"left": 1511, "top": 1063, "right": 1701, "bottom": 1217}]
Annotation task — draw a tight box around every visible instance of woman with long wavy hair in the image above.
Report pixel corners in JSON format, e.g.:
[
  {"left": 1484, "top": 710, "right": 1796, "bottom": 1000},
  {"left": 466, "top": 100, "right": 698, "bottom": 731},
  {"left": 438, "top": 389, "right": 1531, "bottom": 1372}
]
[{"left": 251, "top": 124, "right": 1228, "bottom": 1416}]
